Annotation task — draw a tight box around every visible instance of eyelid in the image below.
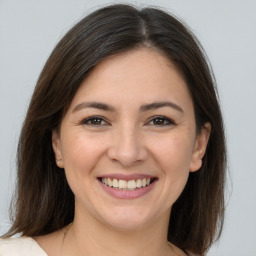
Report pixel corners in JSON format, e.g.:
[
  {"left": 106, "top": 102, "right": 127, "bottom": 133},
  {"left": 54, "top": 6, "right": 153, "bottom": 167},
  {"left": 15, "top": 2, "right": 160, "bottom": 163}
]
[
  {"left": 80, "top": 115, "right": 110, "bottom": 126},
  {"left": 146, "top": 115, "right": 176, "bottom": 126}
]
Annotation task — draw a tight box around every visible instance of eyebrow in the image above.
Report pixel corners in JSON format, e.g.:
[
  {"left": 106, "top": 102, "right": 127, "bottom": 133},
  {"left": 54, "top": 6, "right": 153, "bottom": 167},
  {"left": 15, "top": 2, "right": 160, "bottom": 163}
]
[
  {"left": 72, "top": 102, "right": 115, "bottom": 113},
  {"left": 140, "top": 101, "right": 184, "bottom": 113},
  {"left": 72, "top": 101, "right": 184, "bottom": 113}
]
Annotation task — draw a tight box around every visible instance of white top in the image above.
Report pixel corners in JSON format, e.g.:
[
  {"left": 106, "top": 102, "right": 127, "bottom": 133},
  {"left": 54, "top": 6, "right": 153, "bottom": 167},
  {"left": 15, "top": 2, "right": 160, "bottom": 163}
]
[{"left": 0, "top": 237, "right": 47, "bottom": 256}]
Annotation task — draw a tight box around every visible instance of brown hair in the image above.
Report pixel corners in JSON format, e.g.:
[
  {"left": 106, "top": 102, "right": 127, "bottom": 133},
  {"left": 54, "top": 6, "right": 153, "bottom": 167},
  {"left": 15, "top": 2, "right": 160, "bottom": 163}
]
[{"left": 4, "top": 4, "right": 226, "bottom": 255}]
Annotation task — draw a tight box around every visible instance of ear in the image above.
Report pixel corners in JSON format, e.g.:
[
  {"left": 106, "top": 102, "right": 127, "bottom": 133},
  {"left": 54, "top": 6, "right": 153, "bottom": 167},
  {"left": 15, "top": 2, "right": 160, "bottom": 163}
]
[
  {"left": 52, "top": 130, "right": 64, "bottom": 168},
  {"left": 189, "top": 122, "right": 211, "bottom": 172}
]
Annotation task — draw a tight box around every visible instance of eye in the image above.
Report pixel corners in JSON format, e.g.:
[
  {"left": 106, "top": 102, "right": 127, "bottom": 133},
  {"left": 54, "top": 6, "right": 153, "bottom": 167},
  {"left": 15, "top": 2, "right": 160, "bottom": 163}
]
[
  {"left": 81, "top": 116, "right": 109, "bottom": 126},
  {"left": 147, "top": 116, "right": 175, "bottom": 126}
]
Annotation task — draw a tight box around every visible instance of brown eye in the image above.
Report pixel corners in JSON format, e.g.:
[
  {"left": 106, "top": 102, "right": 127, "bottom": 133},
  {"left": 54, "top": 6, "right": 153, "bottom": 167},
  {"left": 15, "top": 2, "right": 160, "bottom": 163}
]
[
  {"left": 148, "top": 116, "right": 175, "bottom": 126},
  {"left": 89, "top": 118, "right": 103, "bottom": 125},
  {"left": 82, "top": 116, "right": 108, "bottom": 126}
]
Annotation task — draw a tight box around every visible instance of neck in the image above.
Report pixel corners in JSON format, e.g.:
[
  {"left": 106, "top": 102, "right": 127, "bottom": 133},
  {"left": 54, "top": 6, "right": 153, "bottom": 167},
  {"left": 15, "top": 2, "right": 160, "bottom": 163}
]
[{"left": 63, "top": 204, "right": 173, "bottom": 256}]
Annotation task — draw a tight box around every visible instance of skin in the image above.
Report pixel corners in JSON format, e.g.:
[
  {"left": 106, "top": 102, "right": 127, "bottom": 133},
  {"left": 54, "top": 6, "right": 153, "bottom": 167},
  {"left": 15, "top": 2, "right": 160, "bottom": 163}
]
[{"left": 35, "top": 48, "right": 211, "bottom": 256}]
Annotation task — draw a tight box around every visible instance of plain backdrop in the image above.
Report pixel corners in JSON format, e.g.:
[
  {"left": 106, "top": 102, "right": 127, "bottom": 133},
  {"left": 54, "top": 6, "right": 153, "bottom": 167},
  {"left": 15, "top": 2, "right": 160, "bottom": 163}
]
[{"left": 0, "top": 0, "right": 256, "bottom": 255}]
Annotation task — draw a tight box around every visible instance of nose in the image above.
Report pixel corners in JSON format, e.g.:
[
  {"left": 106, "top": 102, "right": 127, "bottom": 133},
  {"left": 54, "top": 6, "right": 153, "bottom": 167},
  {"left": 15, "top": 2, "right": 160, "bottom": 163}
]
[{"left": 107, "top": 125, "right": 148, "bottom": 167}]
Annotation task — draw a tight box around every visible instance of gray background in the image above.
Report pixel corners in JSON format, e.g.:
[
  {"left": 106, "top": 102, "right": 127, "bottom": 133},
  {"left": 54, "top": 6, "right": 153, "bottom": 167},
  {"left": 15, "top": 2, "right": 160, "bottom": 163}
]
[{"left": 0, "top": 0, "right": 256, "bottom": 255}]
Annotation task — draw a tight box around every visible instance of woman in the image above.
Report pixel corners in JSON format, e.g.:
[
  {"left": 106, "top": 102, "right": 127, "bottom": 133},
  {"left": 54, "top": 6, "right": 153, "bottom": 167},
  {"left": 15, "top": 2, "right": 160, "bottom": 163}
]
[{"left": 0, "top": 4, "right": 226, "bottom": 256}]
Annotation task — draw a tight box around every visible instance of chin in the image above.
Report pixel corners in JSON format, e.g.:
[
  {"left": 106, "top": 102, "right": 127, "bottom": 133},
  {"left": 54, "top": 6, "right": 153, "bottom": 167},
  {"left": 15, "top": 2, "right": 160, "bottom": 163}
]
[
  {"left": 97, "top": 205, "right": 159, "bottom": 231},
  {"left": 103, "top": 216, "right": 149, "bottom": 231}
]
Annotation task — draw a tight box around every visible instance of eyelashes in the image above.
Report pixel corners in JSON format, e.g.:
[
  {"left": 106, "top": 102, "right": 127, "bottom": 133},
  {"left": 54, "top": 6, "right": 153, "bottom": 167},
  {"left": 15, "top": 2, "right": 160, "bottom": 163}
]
[
  {"left": 80, "top": 115, "right": 176, "bottom": 127},
  {"left": 147, "top": 116, "right": 175, "bottom": 126},
  {"left": 81, "top": 116, "right": 109, "bottom": 126}
]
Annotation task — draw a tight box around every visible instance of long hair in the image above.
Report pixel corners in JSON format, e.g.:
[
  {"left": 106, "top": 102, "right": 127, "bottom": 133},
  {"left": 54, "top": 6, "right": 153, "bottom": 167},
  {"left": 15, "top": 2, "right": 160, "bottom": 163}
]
[{"left": 4, "top": 4, "right": 226, "bottom": 255}]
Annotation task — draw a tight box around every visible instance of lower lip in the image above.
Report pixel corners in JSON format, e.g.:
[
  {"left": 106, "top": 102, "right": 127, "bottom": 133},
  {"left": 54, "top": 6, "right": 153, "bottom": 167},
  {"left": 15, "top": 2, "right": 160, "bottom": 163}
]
[{"left": 98, "top": 179, "right": 156, "bottom": 199}]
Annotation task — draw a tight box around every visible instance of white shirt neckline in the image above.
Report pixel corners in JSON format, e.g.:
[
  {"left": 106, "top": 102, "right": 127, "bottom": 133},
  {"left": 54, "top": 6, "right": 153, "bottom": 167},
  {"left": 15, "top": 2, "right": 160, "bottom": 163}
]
[{"left": 0, "top": 236, "right": 48, "bottom": 256}]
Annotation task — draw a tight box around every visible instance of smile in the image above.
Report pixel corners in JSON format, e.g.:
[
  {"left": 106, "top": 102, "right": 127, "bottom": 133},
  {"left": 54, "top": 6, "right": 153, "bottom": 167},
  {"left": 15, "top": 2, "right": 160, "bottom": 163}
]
[
  {"left": 98, "top": 175, "right": 157, "bottom": 199},
  {"left": 100, "top": 177, "right": 154, "bottom": 191}
]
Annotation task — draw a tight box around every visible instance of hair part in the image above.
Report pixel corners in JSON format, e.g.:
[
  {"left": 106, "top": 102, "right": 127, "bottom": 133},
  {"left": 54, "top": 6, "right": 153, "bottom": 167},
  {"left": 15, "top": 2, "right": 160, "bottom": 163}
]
[{"left": 4, "top": 4, "right": 226, "bottom": 255}]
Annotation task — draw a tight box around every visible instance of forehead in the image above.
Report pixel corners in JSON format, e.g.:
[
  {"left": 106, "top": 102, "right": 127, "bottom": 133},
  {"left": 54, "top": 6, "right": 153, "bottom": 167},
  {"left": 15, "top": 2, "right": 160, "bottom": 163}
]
[{"left": 68, "top": 48, "right": 193, "bottom": 111}]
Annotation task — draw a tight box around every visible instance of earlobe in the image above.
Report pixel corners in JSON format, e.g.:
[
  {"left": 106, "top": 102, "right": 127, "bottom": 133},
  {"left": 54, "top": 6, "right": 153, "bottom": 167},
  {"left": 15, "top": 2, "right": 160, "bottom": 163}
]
[
  {"left": 190, "top": 122, "right": 211, "bottom": 172},
  {"left": 52, "top": 130, "right": 64, "bottom": 168}
]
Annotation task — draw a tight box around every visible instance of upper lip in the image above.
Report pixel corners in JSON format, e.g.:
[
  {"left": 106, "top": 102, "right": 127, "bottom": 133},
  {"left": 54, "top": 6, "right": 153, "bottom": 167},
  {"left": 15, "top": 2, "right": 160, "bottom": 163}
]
[{"left": 98, "top": 173, "right": 157, "bottom": 181}]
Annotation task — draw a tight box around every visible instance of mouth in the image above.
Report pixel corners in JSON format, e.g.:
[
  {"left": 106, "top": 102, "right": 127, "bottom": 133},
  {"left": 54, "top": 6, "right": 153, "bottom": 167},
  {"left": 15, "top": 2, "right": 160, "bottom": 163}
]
[{"left": 98, "top": 177, "right": 157, "bottom": 191}]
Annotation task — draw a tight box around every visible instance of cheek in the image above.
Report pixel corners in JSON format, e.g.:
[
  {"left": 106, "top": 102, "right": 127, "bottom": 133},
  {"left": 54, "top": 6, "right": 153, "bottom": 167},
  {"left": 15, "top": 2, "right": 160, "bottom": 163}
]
[
  {"left": 152, "top": 134, "right": 194, "bottom": 172},
  {"left": 150, "top": 134, "right": 194, "bottom": 201},
  {"left": 61, "top": 133, "right": 107, "bottom": 192},
  {"left": 62, "top": 131, "right": 105, "bottom": 167}
]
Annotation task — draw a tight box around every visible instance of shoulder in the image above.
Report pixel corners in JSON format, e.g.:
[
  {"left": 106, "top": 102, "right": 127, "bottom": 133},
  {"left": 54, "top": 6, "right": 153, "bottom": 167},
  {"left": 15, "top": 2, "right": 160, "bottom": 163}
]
[{"left": 0, "top": 237, "right": 47, "bottom": 256}]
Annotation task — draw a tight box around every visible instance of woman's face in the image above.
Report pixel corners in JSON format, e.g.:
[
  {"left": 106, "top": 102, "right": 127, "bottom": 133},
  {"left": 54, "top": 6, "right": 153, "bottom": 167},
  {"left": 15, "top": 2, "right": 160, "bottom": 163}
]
[{"left": 53, "top": 48, "right": 210, "bottom": 230}]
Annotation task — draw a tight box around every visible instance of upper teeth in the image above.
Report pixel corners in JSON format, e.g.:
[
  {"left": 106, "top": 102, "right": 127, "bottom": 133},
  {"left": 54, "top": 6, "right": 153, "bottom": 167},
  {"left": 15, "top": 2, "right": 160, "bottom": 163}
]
[{"left": 101, "top": 178, "right": 151, "bottom": 190}]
